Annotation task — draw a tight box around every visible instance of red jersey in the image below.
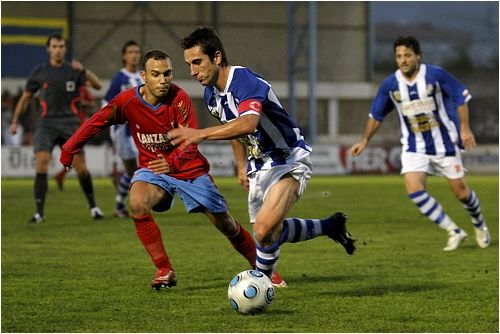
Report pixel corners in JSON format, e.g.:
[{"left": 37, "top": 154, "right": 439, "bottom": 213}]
[{"left": 62, "top": 84, "right": 210, "bottom": 180}]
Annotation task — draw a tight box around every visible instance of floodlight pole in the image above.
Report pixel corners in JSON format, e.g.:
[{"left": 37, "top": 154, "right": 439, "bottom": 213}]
[
  {"left": 288, "top": 2, "right": 317, "bottom": 144},
  {"left": 308, "top": 2, "right": 317, "bottom": 145},
  {"left": 67, "top": 2, "right": 75, "bottom": 60}
]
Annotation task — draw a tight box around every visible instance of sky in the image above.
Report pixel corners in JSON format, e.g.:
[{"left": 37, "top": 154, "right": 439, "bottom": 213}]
[
  {"left": 371, "top": 2, "right": 498, "bottom": 68},
  {"left": 371, "top": 2, "right": 499, "bottom": 43}
]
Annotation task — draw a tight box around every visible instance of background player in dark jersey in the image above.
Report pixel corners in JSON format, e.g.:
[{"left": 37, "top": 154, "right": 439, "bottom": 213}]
[
  {"left": 9, "top": 33, "right": 104, "bottom": 224},
  {"left": 53, "top": 85, "right": 98, "bottom": 190},
  {"left": 60, "top": 49, "right": 256, "bottom": 290}
]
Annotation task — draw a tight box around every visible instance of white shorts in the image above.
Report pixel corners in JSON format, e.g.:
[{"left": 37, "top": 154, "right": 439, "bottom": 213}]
[
  {"left": 248, "top": 156, "right": 312, "bottom": 223},
  {"left": 110, "top": 124, "right": 138, "bottom": 161},
  {"left": 400, "top": 151, "right": 465, "bottom": 179}
]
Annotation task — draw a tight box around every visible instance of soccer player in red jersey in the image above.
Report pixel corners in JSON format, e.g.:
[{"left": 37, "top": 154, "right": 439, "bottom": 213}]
[{"left": 60, "top": 49, "right": 256, "bottom": 290}]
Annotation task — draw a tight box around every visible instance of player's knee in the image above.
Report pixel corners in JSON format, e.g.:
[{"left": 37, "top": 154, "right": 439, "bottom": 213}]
[
  {"left": 455, "top": 187, "right": 470, "bottom": 201},
  {"left": 450, "top": 181, "right": 469, "bottom": 201},
  {"left": 129, "top": 196, "right": 149, "bottom": 217}
]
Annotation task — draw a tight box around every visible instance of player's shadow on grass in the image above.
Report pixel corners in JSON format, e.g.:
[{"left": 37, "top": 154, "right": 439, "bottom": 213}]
[
  {"left": 289, "top": 273, "right": 365, "bottom": 284},
  {"left": 323, "top": 282, "right": 446, "bottom": 297},
  {"left": 289, "top": 274, "right": 446, "bottom": 297},
  {"left": 188, "top": 280, "right": 228, "bottom": 291}
]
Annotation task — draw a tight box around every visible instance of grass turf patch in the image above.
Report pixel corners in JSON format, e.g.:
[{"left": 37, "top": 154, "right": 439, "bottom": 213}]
[{"left": 1, "top": 175, "right": 498, "bottom": 332}]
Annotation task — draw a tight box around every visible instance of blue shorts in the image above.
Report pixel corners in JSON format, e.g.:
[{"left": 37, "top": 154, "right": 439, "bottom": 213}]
[{"left": 131, "top": 168, "right": 228, "bottom": 214}]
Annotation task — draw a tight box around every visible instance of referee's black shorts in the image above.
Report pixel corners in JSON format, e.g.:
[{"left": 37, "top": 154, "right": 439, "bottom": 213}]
[{"left": 33, "top": 117, "right": 81, "bottom": 153}]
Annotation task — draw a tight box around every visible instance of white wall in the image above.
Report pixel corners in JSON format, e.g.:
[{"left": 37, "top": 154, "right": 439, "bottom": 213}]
[{"left": 2, "top": 143, "right": 497, "bottom": 178}]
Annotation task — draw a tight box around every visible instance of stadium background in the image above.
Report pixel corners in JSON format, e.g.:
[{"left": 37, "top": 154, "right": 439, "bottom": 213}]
[{"left": 1, "top": 1, "right": 498, "bottom": 176}]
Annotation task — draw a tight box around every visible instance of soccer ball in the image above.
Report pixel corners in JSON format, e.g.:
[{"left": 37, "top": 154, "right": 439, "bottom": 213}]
[{"left": 227, "top": 269, "right": 275, "bottom": 315}]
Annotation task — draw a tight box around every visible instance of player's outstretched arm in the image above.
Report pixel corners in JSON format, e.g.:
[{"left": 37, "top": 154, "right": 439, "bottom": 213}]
[
  {"left": 9, "top": 91, "right": 33, "bottom": 134},
  {"left": 230, "top": 139, "right": 249, "bottom": 191},
  {"left": 349, "top": 117, "right": 381, "bottom": 156},
  {"left": 167, "top": 114, "right": 260, "bottom": 149},
  {"left": 60, "top": 104, "right": 121, "bottom": 170},
  {"left": 60, "top": 150, "right": 75, "bottom": 172},
  {"left": 456, "top": 103, "right": 476, "bottom": 151}
]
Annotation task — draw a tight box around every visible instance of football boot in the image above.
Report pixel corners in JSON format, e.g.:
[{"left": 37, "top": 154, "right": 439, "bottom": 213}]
[
  {"left": 271, "top": 271, "right": 288, "bottom": 288},
  {"left": 90, "top": 207, "right": 104, "bottom": 220},
  {"left": 152, "top": 269, "right": 177, "bottom": 290},
  {"left": 28, "top": 213, "right": 45, "bottom": 224},
  {"left": 443, "top": 229, "right": 467, "bottom": 251},
  {"left": 326, "top": 212, "right": 356, "bottom": 255},
  {"left": 474, "top": 224, "right": 491, "bottom": 249}
]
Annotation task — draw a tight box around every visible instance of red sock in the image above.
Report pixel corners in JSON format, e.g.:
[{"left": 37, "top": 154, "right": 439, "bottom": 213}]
[
  {"left": 227, "top": 222, "right": 256, "bottom": 268},
  {"left": 133, "top": 214, "right": 173, "bottom": 271}
]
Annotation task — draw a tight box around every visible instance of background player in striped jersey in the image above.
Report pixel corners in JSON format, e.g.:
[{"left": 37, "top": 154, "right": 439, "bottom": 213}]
[
  {"left": 350, "top": 35, "right": 490, "bottom": 251},
  {"left": 9, "top": 33, "right": 104, "bottom": 223},
  {"left": 168, "top": 27, "right": 356, "bottom": 287},
  {"left": 60, "top": 49, "right": 257, "bottom": 290},
  {"left": 102, "top": 40, "right": 144, "bottom": 218}
]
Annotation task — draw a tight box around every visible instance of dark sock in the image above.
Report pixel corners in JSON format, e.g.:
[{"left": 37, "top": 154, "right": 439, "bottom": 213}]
[
  {"left": 78, "top": 171, "right": 96, "bottom": 208},
  {"left": 34, "top": 173, "right": 48, "bottom": 216}
]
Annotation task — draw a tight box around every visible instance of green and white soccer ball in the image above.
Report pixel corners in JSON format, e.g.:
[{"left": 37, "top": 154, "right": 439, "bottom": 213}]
[{"left": 228, "top": 270, "right": 275, "bottom": 315}]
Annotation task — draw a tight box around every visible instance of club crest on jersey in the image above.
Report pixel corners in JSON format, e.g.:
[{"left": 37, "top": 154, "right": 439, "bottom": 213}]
[
  {"left": 66, "top": 81, "right": 76, "bottom": 92},
  {"left": 392, "top": 90, "right": 401, "bottom": 102}
]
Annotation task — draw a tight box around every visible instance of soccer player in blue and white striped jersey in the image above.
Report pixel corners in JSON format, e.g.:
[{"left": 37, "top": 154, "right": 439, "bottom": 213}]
[
  {"left": 350, "top": 35, "right": 490, "bottom": 251},
  {"left": 103, "top": 40, "right": 144, "bottom": 218},
  {"left": 167, "top": 27, "right": 356, "bottom": 287}
]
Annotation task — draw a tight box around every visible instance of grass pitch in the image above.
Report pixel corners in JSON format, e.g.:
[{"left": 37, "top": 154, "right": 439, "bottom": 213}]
[{"left": 1, "top": 175, "right": 498, "bottom": 332}]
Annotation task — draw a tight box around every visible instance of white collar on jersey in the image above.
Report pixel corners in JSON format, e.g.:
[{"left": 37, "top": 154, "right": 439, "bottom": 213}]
[
  {"left": 215, "top": 66, "right": 245, "bottom": 95},
  {"left": 395, "top": 63, "right": 427, "bottom": 86}
]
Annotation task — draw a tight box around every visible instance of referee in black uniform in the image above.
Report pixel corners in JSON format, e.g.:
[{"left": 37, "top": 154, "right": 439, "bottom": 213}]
[{"left": 9, "top": 33, "right": 105, "bottom": 223}]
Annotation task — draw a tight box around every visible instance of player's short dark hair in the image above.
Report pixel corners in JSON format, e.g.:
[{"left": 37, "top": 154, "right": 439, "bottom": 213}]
[
  {"left": 141, "top": 49, "right": 170, "bottom": 71},
  {"left": 46, "top": 33, "right": 65, "bottom": 47},
  {"left": 122, "top": 40, "right": 140, "bottom": 55},
  {"left": 121, "top": 40, "right": 141, "bottom": 66},
  {"left": 394, "top": 35, "right": 422, "bottom": 55},
  {"left": 181, "top": 26, "right": 229, "bottom": 66}
]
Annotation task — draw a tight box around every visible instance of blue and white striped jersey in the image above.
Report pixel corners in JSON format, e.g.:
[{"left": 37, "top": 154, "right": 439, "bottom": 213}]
[
  {"left": 370, "top": 64, "right": 471, "bottom": 156},
  {"left": 103, "top": 68, "right": 143, "bottom": 137},
  {"left": 103, "top": 68, "right": 143, "bottom": 105},
  {"left": 204, "top": 66, "right": 311, "bottom": 173}
]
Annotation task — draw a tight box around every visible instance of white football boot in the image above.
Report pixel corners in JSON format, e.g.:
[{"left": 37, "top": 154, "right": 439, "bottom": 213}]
[
  {"left": 474, "top": 224, "right": 491, "bottom": 249},
  {"left": 28, "top": 213, "right": 45, "bottom": 224},
  {"left": 90, "top": 206, "right": 104, "bottom": 220},
  {"left": 443, "top": 229, "right": 468, "bottom": 251}
]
